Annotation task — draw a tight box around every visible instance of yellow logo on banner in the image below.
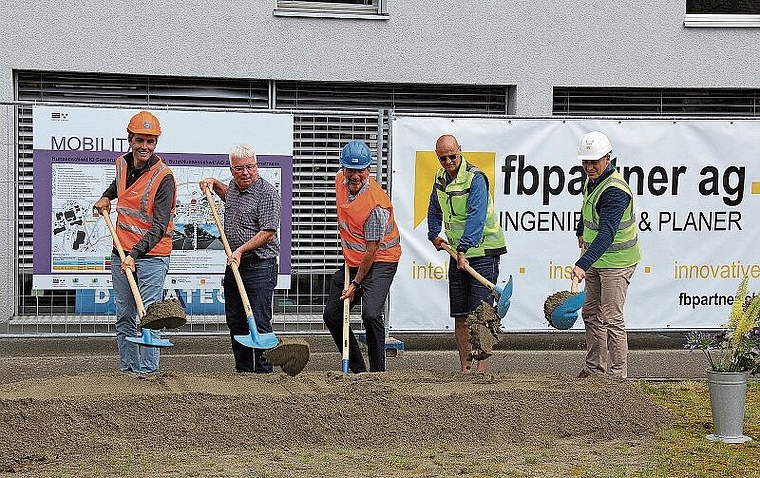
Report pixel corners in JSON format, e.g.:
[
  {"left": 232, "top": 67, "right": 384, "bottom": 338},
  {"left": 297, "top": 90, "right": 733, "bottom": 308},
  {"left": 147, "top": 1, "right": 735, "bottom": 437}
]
[{"left": 413, "top": 151, "right": 497, "bottom": 228}]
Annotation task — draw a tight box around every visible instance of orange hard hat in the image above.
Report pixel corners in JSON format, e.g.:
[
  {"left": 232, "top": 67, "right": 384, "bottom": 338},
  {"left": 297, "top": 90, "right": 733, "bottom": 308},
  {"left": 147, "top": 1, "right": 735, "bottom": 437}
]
[{"left": 126, "top": 111, "right": 162, "bottom": 136}]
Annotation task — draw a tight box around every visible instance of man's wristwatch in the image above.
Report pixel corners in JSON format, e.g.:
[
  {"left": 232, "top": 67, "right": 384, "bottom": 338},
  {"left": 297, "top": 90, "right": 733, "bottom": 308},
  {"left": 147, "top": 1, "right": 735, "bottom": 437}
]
[{"left": 350, "top": 279, "right": 361, "bottom": 288}]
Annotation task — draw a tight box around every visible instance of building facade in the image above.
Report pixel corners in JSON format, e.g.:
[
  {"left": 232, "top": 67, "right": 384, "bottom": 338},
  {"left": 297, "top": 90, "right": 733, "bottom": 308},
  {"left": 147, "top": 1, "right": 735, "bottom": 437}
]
[{"left": 1, "top": 0, "right": 759, "bottom": 329}]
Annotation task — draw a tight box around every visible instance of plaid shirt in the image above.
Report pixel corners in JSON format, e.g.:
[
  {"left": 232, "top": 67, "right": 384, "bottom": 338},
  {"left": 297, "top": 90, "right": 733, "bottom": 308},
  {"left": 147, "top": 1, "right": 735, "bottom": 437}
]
[
  {"left": 347, "top": 181, "right": 391, "bottom": 242},
  {"left": 223, "top": 176, "right": 281, "bottom": 260}
]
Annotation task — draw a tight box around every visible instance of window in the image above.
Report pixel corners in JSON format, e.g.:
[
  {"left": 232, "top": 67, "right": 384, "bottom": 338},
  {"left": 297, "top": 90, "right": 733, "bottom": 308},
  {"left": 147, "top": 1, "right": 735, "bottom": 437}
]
[
  {"left": 553, "top": 86, "right": 760, "bottom": 116},
  {"left": 685, "top": 0, "right": 760, "bottom": 27},
  {"left": 274, "top": 0, "right": 388, "bottom": 19}
]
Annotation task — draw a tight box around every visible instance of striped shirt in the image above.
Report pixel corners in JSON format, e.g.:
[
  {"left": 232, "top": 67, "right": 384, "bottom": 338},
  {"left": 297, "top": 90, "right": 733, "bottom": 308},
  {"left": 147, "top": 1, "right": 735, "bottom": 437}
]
[{"left": 223, "top": 176, "right": 281, "bottom": 260}]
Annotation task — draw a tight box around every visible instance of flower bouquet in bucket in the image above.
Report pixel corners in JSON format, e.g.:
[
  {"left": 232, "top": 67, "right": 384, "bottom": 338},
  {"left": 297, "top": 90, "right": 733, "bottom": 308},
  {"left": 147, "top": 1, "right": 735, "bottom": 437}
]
[{"left": 684, "top": 276, "right": 760, "bottom": 443}]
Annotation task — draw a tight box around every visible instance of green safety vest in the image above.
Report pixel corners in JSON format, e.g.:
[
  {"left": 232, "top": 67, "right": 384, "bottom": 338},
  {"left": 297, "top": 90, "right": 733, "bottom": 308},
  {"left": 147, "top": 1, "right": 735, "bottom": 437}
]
[
  {"left": 434, "top": 157, "right": 506, "bottom": 258},
  {"left": 581, "top": 170, "right": 641, "bottom": 268}
]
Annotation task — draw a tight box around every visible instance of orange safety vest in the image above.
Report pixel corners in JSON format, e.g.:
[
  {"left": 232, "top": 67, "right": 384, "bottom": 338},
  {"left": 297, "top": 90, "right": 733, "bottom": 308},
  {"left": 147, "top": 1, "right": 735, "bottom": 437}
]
[
  {"left": 335, "top": 171, "right": 401, "bottom": 267},
  {"left": 115, "top": 154, "right": 176, "bottom": 256}
]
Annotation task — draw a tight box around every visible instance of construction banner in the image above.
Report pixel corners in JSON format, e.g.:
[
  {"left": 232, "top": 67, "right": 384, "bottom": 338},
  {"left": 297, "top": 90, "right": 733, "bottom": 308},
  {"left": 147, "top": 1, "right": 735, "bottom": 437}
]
[
  {"left": 389, "top": 116, "right": 760, "bottom": 331},
  {"left": 32, "top": 106, "right": 293, "bottom": 290}
]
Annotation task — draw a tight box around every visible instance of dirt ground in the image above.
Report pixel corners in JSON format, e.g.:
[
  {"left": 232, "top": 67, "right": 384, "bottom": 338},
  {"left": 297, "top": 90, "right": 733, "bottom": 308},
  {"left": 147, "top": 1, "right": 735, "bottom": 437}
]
[{"left": 0, "top": 367, "right": 672, "bottom": 477}]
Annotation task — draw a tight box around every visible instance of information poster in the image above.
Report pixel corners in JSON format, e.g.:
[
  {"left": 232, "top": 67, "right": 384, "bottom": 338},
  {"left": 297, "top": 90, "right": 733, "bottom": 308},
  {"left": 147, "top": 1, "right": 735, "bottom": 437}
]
[{"left": 33, "top": 106, "right": 293, "bottom": 291}]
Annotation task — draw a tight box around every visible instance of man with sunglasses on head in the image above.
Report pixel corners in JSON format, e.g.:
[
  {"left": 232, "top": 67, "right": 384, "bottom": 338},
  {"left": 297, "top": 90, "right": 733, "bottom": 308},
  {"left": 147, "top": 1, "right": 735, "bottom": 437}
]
[
  {"left": 427, "top": 134, "right": 507, "bottom": 373},
  {"left": 322, "top": 140, "right": 401, "bottom": 373},
  {"left": 199, "top": 144, "right": 281, "bottom": 373},
  {"left": 572, "top": 131, "right": 640, "bottom": 379}
]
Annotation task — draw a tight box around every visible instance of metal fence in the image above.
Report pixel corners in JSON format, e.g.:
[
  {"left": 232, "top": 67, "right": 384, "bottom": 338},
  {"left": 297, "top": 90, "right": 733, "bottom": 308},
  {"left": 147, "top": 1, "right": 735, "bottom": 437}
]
[{"left": 1, "top": 71, "right": 511, "bottom": 336}]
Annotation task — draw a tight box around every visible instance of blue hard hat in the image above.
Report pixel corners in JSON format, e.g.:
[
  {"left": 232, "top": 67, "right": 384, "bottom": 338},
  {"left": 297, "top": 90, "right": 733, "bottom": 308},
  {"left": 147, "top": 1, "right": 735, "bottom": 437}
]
[{"left": 340, "top": 140, "right": 372, "bottom": 169}]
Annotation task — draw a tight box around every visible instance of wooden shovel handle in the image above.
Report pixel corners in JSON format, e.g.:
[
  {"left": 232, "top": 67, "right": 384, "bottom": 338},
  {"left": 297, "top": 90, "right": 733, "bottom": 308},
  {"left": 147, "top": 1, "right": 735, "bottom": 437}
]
[
  {"left": 440, "top": 242, "right": 496, "bottom": 291},
  {"left": 101, "top": 211, "right": 146, "bottom": 317},
  {"left": 342, "top": 262, "right": 350, "bottom": 364},
  {"left": 203, "top": 187, "right": 255, "bottom": 318}
]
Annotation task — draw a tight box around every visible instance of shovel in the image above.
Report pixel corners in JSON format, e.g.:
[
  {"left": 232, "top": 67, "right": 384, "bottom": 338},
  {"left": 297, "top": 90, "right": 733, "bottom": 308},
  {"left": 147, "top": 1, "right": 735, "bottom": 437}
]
[
  {"left": 203, "top": 187, "right": 278, "bottom": 350},
  {"left": 544, "top": 276, "right": 586, "bottom": 330},
  {"left": 101, "top": 212, "right": 176, "bottom": 348},
  {"left": 440, "top": 243, "right": 513, "bottom": 318},
  {"left": 341, "top": 263, "right": 350, "bottom": 374}
]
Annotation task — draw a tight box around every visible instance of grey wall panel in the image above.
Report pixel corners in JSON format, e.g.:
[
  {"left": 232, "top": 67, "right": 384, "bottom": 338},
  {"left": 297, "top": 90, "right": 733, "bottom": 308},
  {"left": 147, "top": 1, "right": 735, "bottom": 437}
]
[{"left": 2, "top": 1, "right": 760, "bottom": 116}]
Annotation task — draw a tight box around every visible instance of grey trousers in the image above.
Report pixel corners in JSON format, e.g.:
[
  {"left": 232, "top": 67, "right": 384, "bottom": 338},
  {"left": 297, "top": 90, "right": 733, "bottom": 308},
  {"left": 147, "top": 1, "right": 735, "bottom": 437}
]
[{"left": 581, "top": 264, "right": 637, "bottom": 378}]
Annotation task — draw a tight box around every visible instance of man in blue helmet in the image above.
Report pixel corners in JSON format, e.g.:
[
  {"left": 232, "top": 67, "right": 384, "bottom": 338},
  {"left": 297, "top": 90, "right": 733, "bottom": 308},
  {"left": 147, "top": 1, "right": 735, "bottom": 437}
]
[{"left": 322, "top": 140, "right": 402, "bottom": 372}]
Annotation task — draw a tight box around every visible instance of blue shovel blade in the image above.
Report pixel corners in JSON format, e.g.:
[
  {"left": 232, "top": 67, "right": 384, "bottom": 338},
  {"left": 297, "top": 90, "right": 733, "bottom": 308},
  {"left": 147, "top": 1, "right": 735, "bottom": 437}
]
[
  {"left": 234, "top": 316, "right": 279, "bottom": 350},
  {"left": 549, "top": 291, "right": 586, "bottom": 330},
  {"left": 495, "top": 275, "right": 514, "bottom": 319},
  {"left": 126, "top": 328, "right": 174, "bottom": 348}
]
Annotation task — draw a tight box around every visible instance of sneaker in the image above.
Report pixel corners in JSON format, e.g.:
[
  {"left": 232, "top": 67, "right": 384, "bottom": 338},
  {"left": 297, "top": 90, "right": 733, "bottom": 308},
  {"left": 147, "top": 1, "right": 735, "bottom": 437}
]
[{"left": 577, "top": 369, "right": 592, "bottom": 378}]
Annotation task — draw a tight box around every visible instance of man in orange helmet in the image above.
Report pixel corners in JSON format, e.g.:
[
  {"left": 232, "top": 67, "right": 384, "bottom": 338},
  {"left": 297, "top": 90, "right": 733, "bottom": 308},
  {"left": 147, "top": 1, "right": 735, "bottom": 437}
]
[{"left": 94, "top": 111, "right": 177, "bottom": 374}]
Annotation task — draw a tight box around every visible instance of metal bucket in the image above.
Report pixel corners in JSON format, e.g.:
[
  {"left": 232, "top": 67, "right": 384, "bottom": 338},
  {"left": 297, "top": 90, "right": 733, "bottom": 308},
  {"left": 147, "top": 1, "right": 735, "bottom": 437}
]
[{"left": 706, "top": 369, "right": 752, "bottom": 444}]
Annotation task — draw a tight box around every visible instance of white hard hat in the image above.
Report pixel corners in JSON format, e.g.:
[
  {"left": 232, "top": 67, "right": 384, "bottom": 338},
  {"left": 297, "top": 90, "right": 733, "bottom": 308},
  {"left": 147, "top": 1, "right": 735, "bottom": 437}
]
[{"left": 577, "top": 131, "right": 612, "bottom": 161}]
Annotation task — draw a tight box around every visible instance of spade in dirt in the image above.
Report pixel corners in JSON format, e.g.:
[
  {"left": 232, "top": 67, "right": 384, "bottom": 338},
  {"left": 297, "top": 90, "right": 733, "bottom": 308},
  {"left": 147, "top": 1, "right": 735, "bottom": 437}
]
[
  {"left": 203, "top": 187, "right": 310, "bottom": 375},
  {"left": 439, "top": 243, "right": 512, "bottom": 362},
  {"left": 101, "top": 211, "right": 186, "bottom": 347},
  {"left": 544, "top": 276, "right": 586, "bottom": 330}
]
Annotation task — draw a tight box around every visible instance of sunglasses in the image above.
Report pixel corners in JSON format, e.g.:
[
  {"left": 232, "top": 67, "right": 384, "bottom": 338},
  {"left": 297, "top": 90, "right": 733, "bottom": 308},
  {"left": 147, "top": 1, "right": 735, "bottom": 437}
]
[
  {"left": 438, "top": 154, "right": 458, "bottom": 163},
  {"left": 581, "top": 154, "right": 610, "bottom": 166}
]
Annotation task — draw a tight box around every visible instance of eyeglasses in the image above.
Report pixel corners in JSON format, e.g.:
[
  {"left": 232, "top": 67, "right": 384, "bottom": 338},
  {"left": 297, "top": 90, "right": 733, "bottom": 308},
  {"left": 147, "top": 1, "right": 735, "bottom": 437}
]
[
  {"left": 231, "top": 164, "right": 257, "bottom": 173},
  {"left": 438, "top": 154, "right": 458, "bottom": 163}
]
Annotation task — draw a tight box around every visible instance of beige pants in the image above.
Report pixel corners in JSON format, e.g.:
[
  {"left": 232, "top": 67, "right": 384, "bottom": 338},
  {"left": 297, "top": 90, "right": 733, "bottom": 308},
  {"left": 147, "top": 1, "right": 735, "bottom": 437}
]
[{"left": 581, "top": 264, "right": 637, "bottom": 378}]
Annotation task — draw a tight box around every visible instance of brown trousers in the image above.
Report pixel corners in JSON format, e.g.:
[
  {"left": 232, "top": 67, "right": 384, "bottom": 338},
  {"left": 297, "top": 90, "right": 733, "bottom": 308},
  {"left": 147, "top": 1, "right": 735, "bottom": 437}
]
[{"left": 581, "top": 264, "right": 637, "bottom": 378}]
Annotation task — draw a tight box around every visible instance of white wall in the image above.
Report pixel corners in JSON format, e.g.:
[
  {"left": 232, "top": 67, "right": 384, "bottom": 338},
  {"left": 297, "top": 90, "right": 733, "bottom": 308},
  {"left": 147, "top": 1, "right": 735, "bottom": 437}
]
[{"left": 1, "top": 0, "right": 759, "bottom": 115}]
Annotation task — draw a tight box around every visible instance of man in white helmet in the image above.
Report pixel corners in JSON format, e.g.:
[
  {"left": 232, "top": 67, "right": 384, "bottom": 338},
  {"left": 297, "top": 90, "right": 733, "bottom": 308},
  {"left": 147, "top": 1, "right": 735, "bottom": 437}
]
[{"left": 571, "top": 131, "right": 640, "bottom": 379}]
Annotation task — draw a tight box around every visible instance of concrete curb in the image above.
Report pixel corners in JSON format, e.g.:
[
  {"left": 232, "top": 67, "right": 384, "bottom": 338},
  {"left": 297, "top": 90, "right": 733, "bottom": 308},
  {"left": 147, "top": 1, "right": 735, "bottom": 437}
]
[{"left": 0, "top": 331, "right": 688, "bottom": 356}]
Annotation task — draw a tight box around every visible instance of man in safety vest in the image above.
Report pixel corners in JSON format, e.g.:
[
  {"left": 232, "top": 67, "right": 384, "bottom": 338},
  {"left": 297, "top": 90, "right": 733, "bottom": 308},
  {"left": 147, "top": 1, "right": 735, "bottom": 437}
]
[
  {"left": 572, "top": 131, "right": 640, "bottom": 379},
  {"left": 94, "top": 111, "right": 177, "bottom": 374},
  {"left": 322, "top": 140, "right": 401, "bottom": 372},
  {"left": 427, "top": 134, "right": 507, "bottom": 373}
]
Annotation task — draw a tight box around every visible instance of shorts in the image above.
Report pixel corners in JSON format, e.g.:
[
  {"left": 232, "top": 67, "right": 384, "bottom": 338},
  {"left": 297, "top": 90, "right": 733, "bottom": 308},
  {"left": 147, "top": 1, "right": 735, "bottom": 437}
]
[{"left": 449, "top": 254, "right": 500, "bottom": 317}]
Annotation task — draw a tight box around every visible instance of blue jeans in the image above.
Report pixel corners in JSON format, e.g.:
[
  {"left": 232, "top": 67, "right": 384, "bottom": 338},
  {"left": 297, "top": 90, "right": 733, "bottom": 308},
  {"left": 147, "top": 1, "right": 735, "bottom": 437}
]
[
  {"left": 112, "top": 254, "right": 170, "bottom": 373},
  {"left": 448, "top": 255, "right": 500, "bottom": 317},
  {"left": 223, "top": 258, "right": 277, "bottom": 373}
]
